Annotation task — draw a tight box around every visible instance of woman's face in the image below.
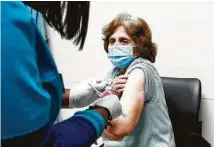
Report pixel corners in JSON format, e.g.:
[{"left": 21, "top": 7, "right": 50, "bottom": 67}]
[
  {"left": 107, "top": 26, "right": 138, "bottom": 69},
  {"left": 108, "top": 26, "right": 133, "bottom": 48},
  {"left": 108, "top": 26, "right": 139, "bottom": 56}
]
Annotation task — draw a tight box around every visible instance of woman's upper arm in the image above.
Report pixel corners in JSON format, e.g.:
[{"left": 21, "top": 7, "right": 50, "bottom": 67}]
[
  {"left": 105, "top": 68, "right": 145, "bottom": 138},
  {"left": 120, "top": 68, "right": 145, "bottom": 127}
]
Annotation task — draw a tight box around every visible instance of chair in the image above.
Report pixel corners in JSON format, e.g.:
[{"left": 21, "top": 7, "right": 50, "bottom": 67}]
[
  {"left": 161, "top": 77, "right": 202, "bottom": 134},
  {"left": 161, "top": 77, "right": 211, "bottom": 147}
]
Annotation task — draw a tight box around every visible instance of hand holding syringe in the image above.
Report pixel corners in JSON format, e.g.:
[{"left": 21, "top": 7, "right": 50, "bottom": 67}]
[
  {"left": 88, "top": 82, "right": 104, "bottom": 97},
  {"left": 88, "top": 82, "right": 128, "bottom": 118}
]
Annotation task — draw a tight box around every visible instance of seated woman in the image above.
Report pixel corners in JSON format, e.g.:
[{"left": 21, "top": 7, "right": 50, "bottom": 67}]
[{"left": 101, "top": 13, "right": 176, "bottom": 147}]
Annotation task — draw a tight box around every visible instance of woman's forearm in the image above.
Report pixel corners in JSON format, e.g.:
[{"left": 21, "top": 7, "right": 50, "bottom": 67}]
[{"left": 104, "top": 115, "right": 132, "bottom": 139}]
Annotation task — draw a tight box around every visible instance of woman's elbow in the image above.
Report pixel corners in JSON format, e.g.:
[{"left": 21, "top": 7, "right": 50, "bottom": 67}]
[{"left": 111, "top": 125, "right": 133, "bottom": 139}]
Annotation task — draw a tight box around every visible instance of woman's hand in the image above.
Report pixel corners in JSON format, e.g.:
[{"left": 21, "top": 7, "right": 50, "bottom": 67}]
[{"left": 112, "top": 74, "right": 129, "bottom": 96}]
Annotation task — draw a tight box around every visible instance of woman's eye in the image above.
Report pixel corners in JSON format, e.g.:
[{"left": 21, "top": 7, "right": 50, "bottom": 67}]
[
  {"left": 121, "top": 40, "right": 128, "bottom": 44},
  {"left": 109, "top": 39, "right": 115, "bottom": 44}
]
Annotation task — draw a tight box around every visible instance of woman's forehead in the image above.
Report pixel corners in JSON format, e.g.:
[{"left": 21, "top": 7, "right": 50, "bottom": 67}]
[{"left": 110, "top": 26, "right": 130, "bottom": 39}]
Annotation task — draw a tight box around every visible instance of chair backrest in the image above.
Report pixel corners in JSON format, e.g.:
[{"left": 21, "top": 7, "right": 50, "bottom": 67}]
[{"left": 161, "top": 77, "right": 202, "bottom": 135}]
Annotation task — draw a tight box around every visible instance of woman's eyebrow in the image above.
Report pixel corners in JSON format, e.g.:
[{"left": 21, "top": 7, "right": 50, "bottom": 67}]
[
  {"left": 109, "top": 36, "right": 115, "bottom": 40},
  {"left": 119, "top": 37, "right": 129, "bottom": 40},
  {"left": 119, "top": 37, "right": 131, "bottom": 42}
]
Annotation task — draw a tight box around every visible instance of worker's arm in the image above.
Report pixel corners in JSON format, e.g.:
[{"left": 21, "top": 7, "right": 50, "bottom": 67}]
[
  {"left": 62, "top": 75, "right": 128, "bottom": 108},
  {"left": 103, "top": 68, "right": 145, "bottom": 140},
  {"left": 46, "top": 94, "right": 122, "bottom": 147},
  {"left": 45, "top": 108, "right": 108, "bottom": 147},
  {"left": 62, "top": 89, "right": 70, "bottom": 108}
]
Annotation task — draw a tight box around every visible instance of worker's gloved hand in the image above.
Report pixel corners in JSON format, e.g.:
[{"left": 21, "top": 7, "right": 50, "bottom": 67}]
[
  {"left": 92, "top": 95, "right": 122, "bottom": 119},
  {"left": 69, "top": 77, "right": 108, "bottom": 108}
]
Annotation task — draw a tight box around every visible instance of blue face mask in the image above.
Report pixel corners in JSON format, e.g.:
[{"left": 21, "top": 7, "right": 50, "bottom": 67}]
[{"left": 108, "top": 45, "right": 136, "bottom": 69}]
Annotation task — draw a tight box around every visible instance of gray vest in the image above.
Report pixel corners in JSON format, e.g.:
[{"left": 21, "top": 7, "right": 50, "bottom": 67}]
[{"left": 104, "top": 58, "right": 176, "bottom": 147}]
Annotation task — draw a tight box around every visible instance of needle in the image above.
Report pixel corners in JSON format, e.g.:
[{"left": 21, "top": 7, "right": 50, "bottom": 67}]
[{"left": 88, "top": 83, "right": 104, "bottom": 97}]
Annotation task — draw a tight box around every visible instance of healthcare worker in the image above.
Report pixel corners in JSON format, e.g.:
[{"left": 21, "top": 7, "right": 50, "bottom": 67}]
[{"left": 1, "top": 1, "right": 124, "bottom": 147}]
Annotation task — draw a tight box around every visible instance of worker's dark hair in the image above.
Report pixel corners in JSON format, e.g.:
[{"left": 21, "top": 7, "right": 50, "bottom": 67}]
[{"left": 24, "top": 1, "right": 90, "bottom": 50}]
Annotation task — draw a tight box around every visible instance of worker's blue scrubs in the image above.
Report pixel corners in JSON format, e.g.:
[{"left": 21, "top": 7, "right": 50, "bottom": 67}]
[{"left": 1, "top": 1, "right": 105, "bottom": 147}]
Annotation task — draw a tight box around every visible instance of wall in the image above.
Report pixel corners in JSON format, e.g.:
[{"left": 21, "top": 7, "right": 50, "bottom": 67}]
[{"left": 47, "top": 1, "right": 214, "bottom": 146}]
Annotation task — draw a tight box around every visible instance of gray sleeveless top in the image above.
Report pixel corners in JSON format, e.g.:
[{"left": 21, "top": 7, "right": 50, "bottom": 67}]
[{"left": 104, "top": 58, "right": 176, "bottom": 147}]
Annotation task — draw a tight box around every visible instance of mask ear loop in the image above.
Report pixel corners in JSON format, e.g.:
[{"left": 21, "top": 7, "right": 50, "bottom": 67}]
[
  {"left": 132, "top": 44, "right": 141, "bottom": 59},
  {"left": 132, "top": 44, "right": 139, "bottom": 57}
]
